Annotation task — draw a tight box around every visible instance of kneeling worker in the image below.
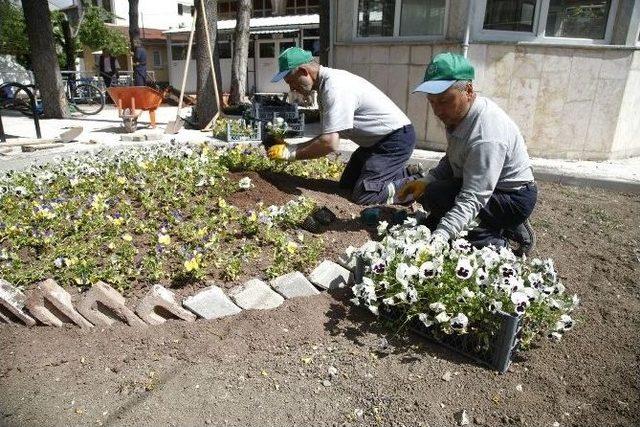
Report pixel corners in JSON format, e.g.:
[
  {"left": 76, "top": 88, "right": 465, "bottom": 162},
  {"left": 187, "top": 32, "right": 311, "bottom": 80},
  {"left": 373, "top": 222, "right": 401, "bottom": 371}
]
[
  {"left": 399, "top": 52, "right": 537, "bottom": 255},
  {"left": 267, "top": 47, "right": 416, "bottom": 205}
]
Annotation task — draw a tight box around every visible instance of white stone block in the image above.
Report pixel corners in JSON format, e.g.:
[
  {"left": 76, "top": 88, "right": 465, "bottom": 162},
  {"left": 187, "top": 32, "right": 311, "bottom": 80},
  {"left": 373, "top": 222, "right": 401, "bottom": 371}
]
[
  {"left": 183, "top": 284, "right": 242, "bottom": 320},
  {"left": 229, "top": 279, "right": 284, "bottom": 310},
  {"left": 309, "top": 260, "right": 353, "bottom": 290},
  {"left": 270, "top": 272, "right": 320, "bottom": 299}
]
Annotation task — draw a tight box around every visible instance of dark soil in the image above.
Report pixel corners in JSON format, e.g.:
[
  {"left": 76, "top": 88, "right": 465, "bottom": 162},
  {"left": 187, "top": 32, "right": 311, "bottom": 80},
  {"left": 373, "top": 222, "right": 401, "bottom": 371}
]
[{"left": 0, "top": 181, "right": 638, "bottom": 427}]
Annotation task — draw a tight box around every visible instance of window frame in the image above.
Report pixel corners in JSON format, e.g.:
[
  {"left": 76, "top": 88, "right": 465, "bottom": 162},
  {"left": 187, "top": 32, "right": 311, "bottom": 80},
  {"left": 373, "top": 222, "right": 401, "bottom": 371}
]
[
  {"left": 473, "top": 0, "right": 620, "bottom": 45},
  {"left": 152, "top": 50, "right": 162, "bottom": 68},
  {"left": 352, "top": 0, "right": 450, "bottom": 42}
]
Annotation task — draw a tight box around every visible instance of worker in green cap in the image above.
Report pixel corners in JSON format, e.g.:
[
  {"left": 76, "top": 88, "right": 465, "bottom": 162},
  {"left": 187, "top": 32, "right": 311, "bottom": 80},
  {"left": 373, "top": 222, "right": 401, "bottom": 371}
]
[
  {"left": 268, "top": 47, "right": 416, "bottom": 205},
  {"left": 399, "top": 52, "right": 537, "bottom": 256}
]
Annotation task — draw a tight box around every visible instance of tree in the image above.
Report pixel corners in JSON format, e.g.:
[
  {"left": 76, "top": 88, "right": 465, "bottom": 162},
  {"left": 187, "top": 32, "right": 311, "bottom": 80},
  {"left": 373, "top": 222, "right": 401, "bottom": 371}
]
[
  {"left": 0, "top": 0, "right": 29, "bottom": 67},
  {"left": 194, "top": 0, "right": 221, "bottom": 129},
  {"left": 77, "top": 6, "right": 129, "bottom": 56},
  {"left": 229, "top": 0, "right": 252, "bottom": 105},
  {"left": 21, "top": 0, "right": 69, "bottom": 119},
  {"left": 318, "top": 0, "right": 330, "bottom": 66},
  {"left": 128, "top": 0, "right": 141, "bottom": 50}
]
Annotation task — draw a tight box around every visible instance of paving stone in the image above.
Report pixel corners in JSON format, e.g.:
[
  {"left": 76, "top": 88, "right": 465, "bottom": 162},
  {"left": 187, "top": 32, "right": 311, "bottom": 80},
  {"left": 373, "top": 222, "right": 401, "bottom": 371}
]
[
  {"left": 136, "top": 284, "right": 197, "bottom": 325},
  {"left": 25, "top": 279, "right": 93, "bottom": 328},
  {"left": 0, "top": 279, "right": 36, "bottom": 326},
  {"left": 183, "top": 283, "right": 242, "bottom": 320},
  {"left": 120, "top": 134, "right": 134, "bottom": 141},
  {"left": 270, "top": 271, "right": 319, "bottom": 299},
  {"left": 145, "top": 133, "right": 162, "bottom": 141},
  {"left": 229, "top": 278, "right": 284, "bottom": 310},
  {"left": 308, "top": 260, "right": 353, "bottom": 290},
  {"left": 76, "top": 281, "right": 145, "bottom": 327}
]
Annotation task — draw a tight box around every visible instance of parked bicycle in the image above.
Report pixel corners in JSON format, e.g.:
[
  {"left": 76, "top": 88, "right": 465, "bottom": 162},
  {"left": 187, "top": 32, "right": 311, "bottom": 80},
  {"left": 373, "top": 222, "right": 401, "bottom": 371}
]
[{"left": 8, "top": 76, "right": 105, "bottom": 117}]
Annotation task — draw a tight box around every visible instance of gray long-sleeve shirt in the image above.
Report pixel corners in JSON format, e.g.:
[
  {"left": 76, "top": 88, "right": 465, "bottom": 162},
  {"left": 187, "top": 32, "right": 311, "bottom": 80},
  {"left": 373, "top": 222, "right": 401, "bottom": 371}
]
[{"left": 425, "top": 96, "right": 534, "bottom": 239}]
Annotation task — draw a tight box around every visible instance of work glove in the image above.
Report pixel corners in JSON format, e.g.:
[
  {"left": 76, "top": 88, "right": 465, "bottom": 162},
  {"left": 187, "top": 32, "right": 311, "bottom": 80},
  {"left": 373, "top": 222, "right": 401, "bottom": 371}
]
[
  {"left": 398, "top": 179, "right": 428, "bottom": 201},
  {"left": 267, "top": 144, "right": 297, "bottom": 161}
]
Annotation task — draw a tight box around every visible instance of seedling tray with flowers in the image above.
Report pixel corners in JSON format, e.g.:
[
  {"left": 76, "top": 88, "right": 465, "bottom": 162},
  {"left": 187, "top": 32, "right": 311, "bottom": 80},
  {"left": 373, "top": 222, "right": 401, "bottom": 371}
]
[
  {"left": 350, "top": 220, "right": 578, "bottom": 373},
  {"left": 212, "top": 118, "right": 262, "bottom": 142},
  {"left": 0, "top": 142, "right": 350, "bottom": 294}
]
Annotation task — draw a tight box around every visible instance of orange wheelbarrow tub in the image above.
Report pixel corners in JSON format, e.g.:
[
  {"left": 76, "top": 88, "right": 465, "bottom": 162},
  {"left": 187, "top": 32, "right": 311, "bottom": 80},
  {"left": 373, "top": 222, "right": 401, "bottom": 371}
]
[{"left": 107, "top": 86, "right": 167, "bottom": 133}]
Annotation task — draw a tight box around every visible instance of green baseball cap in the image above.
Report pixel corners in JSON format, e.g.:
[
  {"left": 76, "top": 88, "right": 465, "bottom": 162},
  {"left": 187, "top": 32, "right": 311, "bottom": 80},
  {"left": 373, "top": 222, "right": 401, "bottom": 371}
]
[
  {"left": 413, "top": 52, "right": 475, "bottom": 94},
  {"left": 271, "top": 47, "right": 314, "bottom": 83}
]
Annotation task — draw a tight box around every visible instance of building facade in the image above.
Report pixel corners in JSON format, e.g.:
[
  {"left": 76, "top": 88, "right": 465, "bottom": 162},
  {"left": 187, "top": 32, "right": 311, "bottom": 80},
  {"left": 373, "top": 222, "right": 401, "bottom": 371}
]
[
  {"left": 331, "top": 0, "right": 640, "bottom": 160},
  {"left": 164, "top": 0, "right": 320, "bottom": 94}
]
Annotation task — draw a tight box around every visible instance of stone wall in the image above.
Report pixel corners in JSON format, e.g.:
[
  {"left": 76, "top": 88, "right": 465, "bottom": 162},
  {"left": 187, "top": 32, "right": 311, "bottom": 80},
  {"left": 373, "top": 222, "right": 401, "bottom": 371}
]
[{"left": 333, "top": 42, "right": 640, "bottom": 160}]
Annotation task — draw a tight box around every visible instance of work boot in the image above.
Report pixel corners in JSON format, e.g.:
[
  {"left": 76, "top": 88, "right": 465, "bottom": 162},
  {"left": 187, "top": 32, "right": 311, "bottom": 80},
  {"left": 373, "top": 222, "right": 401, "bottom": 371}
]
[{"left": 505, "top": 219, "right": 536, "bottom": 257}]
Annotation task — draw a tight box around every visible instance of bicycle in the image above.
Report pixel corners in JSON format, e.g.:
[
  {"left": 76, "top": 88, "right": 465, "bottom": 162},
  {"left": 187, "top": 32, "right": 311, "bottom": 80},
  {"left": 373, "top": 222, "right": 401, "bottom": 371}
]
[{"left": 9, "top": 76, "right": 105, "bottom": 117}]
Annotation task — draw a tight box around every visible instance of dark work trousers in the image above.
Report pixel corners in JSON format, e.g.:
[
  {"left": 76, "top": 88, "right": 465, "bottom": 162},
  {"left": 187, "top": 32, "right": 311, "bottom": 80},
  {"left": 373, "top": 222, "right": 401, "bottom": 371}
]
[
  {"left": 420, "top": 178, "right": 538, "bottom": 248},
  {"left": 338, "top": 125, "right": 416, "bottom": 205},
  {"left": 134, "top": 66, "right": 147, "bottom": 86}
]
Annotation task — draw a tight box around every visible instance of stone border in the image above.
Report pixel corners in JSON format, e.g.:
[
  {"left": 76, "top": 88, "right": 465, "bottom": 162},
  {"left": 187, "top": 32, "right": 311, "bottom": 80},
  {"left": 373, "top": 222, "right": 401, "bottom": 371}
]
[{"left": 0, "top": 256, "right": 357, "bottom": 328}]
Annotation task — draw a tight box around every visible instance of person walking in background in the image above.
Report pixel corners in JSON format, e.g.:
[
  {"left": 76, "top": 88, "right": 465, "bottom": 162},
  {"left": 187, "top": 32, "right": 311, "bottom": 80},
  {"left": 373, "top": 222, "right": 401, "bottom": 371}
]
[
  {"left": 132, "top": 39, "right": 147, "bottom": 86},
  {"left": 99, "top": 49, "right": 119, "bottom": 88}
]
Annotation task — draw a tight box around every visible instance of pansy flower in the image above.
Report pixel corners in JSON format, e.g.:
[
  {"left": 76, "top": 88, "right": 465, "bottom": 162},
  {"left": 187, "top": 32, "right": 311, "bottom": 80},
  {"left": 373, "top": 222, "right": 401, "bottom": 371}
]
[{"left": 455, "top": 256, "right": 474, "bottom": 280}]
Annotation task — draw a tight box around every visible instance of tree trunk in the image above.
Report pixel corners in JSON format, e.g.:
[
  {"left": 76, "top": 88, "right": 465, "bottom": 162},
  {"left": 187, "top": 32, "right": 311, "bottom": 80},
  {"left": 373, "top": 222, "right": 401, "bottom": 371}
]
[
  {"left": 128, "top": 0, "right": 141, "bottom": 49},
  {"left": 195, "top": 0, "right": 220, "bottom": 129},
  {"left": 229, "top": 0, "right": 251, "bottom": 105},
  {"left": 319, "top": 0, "right": 330, "bottom": 66},
  {"left": 61, "top": 18, "right": 75, "bottom": 72},
  {"left": 21, "top": 0, "right": 69, "bottom": 119}
]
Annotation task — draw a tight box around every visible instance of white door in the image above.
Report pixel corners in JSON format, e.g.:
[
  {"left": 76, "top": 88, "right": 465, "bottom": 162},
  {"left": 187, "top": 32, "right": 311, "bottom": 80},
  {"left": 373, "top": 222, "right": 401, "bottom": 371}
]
[
  {"left": 169, "top": 44, "right": 197, "bottom": 93},
  {"left": 255, "top": 39, "right": 297, "bottom": 93}
]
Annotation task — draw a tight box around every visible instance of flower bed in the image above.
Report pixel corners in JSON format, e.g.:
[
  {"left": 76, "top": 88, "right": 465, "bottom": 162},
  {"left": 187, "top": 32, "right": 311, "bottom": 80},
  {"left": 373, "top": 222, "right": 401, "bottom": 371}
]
[
  {"left": 0, "top": 143, "right": 344, "bottom": 292},
  {"left": 350, "top": 220, "right": 579, "bottom": 371}
]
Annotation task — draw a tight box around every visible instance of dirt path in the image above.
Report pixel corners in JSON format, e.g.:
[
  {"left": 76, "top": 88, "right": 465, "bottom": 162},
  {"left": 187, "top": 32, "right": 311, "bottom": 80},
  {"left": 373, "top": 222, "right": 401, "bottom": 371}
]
[{"left": 1, "top": 182, "right": 639, "bottom": 427}]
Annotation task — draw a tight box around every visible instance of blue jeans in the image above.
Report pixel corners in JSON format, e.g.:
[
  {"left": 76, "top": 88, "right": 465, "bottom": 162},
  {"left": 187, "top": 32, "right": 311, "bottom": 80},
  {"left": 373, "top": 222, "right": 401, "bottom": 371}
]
[
  {"left": 339, "top": 125, "right": 416, "bottom": 205},
  {"left": 421, "top": 178, "right": 538, "bottom": 248}
]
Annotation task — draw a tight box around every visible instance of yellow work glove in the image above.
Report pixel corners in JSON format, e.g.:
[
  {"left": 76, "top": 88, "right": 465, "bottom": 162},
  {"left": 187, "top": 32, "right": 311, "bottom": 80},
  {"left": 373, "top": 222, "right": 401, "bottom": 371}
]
[
  {"left": 267, "top": 144, "right": 297, "bottom": 161},
  {"left": 398, "top": 179, "right": 428, "bottom": 201}
]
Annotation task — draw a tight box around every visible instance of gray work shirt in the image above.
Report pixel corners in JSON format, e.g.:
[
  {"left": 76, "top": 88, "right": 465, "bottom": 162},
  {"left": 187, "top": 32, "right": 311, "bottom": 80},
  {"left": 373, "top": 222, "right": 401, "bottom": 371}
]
[
  {"left": 317, "top": 66, "right": 410, "bottom": 147},
  {"left": 425, "top": 96, "right": 535, "bottom": 239}
]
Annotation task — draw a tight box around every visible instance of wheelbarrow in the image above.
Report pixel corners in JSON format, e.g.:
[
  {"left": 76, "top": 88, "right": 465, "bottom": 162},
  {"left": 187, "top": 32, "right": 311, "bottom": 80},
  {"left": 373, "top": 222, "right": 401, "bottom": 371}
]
[{"left": 107, "top": 86, "right": 167, "bottom": 133}]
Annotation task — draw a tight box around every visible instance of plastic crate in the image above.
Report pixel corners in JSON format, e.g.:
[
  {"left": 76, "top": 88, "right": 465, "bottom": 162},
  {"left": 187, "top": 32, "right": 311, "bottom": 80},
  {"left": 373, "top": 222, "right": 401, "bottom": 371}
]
[
  {"left": 354, "top": 256, "right": 522, "bottom": 373},
  {"left": 221, "top": 119, "right": 262, "bottom": 142}
]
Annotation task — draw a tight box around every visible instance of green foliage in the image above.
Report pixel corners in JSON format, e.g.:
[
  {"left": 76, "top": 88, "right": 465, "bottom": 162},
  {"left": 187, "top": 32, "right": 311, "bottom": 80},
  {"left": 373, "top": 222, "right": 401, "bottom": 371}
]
[
  {"left": 0, "top": 0, "right": 29, "bottom": 66},
  {"left": 77, "top": 6, "right": 129, "bottom": 56}
]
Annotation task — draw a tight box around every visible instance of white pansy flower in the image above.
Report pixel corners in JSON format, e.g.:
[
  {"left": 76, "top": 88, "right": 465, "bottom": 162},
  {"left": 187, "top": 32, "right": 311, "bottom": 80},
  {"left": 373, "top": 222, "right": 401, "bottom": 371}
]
[
  {"left": 429, "top": 302, "right": 446, "bottom": 313},
  {"left": 555, "top": 314, "right": 574, "bottom": 331},
  {"left": 419, "top": 260, "right": 439, "bottom": 279},
  {"left": 418, "top": 313, "right": 434, "bottom": 328},
  {"left": 511, "top": 291, "right": 530, "bottom": 314},
  {"left": 450, "top": 313, "right": 469, "bottom": 332},
  {"left": 455, "top": 256, "right": 474, "bottom": 280},
  {"left": 238, "top": 177, "right": 252, "bottom": 189},
  {"left": 395, "top": 263, "right": 419, "bottom": 287},
  {"left": 377, "top": 221, "right": 389, "bottom": 236},
  {"left": 435, "top": 311, "right": 451, "bottom": 323}
]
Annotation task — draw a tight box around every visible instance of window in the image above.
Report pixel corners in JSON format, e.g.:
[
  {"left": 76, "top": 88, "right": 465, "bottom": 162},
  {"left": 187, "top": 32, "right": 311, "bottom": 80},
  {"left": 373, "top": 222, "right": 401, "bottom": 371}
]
[
  {"left": 285, "top": 0, "right": 319, "bottom": 15},
  {"left": 178, "top": 4, "right": 183, "bottom": 15},
  {"left": 545, "top": 0, "right": 611, "bottom": 39},
  {"left": 475, "top": 0, "right": 619, "bottom": 44},
  {"left": 253, "top": 0, "right": 272, "bottom": 17},
  {"left": 152, "top": 50, "right": 162, "bottom": 67},
  {"left": 259, "top": 42, "right": 275, "bottom": 58},
  {"left": 483, "top": 0, "right": 537, "bottom": 32},
  {"left": 356, "top": 0, "right": 447, "bottom": 38},
  {"left": 400, "top": 0, "right": 446, "bottom": 36}
]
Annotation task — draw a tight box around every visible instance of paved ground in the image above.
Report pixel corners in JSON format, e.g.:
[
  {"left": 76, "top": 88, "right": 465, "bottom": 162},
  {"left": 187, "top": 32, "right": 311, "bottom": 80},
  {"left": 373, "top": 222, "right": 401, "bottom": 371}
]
[{"left": 1, "top": 105, "right": 639, "bottom": 192}]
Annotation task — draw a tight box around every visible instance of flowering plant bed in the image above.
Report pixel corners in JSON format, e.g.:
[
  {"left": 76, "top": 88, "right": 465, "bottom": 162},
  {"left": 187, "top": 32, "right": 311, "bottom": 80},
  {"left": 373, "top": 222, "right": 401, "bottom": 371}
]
[
  {"left": 350, "top": 220, "right": 579, "bottom": 372},
  {"left": 0, "top": 143, "right": 346, "bottom": 292}
]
